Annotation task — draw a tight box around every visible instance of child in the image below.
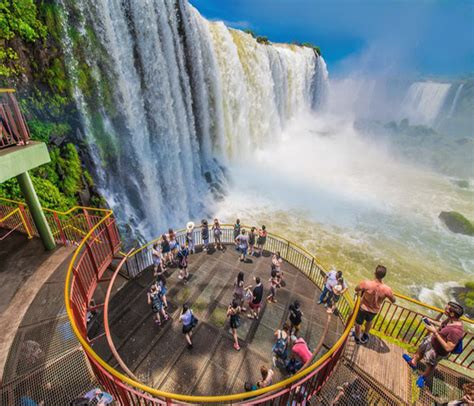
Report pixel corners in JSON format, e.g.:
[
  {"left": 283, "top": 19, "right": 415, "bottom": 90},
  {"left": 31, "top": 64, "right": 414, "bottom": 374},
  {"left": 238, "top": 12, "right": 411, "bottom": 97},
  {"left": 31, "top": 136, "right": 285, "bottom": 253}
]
[
  {"left": 227, "top": 299, "right": 242, "bottom": 351},
  {"left": 186, "top": 221, "right": 195, "bottom": 254},
  {"left": 212, "top": 218, "right": 223, "bottom": 250},
  {"left": 266, "top": 269, "right": 281, "bottom": 303},
  {"left": 177, "top": 243, "right": 190, "bottom": 283}
]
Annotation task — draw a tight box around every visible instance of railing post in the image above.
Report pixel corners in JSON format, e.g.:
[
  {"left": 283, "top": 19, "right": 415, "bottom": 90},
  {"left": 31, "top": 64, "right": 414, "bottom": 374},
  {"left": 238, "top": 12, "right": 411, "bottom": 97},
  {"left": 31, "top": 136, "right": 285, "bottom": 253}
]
[
  {"left": 53, "top": 212, "right": 67, "bottom": 245},
  {"left": 18, "top": 203, "right": 34, "bottom": 238},
  {"left": 83, "top": 208, "right": 94, "bottom": 232}
]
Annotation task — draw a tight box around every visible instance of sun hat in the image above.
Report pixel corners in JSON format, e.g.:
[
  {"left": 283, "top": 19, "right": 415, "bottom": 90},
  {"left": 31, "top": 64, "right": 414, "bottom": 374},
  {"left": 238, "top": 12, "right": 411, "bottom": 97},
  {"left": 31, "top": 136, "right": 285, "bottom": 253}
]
[{"left": 186, "top": 221, "right": 195, "bottom": 231}]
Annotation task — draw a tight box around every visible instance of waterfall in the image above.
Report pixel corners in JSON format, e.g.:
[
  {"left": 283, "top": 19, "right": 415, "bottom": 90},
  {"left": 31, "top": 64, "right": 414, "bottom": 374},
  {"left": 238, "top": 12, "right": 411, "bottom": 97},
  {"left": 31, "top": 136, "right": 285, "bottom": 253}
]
[
  {"left": 58, "top": 0, "right": 328, "bottom": 238},
  {"left": 400, "top": 81, "right": 451, "bottom": 126},
  {"left": 448, "top": 83, "right": 464, "bottom": 118}
]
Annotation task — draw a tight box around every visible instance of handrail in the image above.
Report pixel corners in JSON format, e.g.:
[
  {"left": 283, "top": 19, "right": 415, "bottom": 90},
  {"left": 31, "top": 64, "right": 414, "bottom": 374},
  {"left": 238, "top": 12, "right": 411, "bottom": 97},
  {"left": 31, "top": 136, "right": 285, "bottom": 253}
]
[
  {"left": 0, "top": 89, "right": 15, "bottom": 93},
  {"left": 0, "top": 197, "right": 113, "bottom": 215},
  {"left": 103, "top": 249, "right": 138, "bottom": 380},
  {"left": 394, "top": 292, "right": 473, "bottom": 324},
  {"left": 65, "top": 219, "right": 361, "bottom": 403}
]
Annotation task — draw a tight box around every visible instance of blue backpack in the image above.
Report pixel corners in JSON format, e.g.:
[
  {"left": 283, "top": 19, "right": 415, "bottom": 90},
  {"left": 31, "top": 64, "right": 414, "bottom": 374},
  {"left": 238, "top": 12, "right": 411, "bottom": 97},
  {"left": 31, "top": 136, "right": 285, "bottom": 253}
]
[{"left": 272, "top": 332, "right": 287, "bottom": 357}]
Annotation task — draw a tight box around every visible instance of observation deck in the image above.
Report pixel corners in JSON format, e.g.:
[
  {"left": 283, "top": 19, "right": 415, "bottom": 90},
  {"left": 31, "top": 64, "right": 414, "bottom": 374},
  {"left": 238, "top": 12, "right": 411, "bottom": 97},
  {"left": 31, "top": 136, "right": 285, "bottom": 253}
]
[{"left": 0, "top": 198, "right": 472, "bottom": 405}]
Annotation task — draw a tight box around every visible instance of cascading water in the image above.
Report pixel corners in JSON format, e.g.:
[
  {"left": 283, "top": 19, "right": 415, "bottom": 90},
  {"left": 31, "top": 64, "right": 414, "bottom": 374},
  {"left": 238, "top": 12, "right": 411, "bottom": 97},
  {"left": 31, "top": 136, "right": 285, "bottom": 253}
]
[
  {"left": 57, "top": 0, "right": 328, "bottom": 239},
  {"left": 400, "top": 81, "right": 451, "bottom": 126}
]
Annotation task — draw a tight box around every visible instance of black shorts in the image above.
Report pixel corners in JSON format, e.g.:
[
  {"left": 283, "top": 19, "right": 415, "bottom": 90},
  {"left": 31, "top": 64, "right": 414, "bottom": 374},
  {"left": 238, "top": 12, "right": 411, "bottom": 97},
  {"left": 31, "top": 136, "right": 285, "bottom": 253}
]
[
  {"left": 356, "top": 309, "right": 377, "bottom": 325},
  {"left": 182, "top": 324, "right": 193, "bottom": 334}
]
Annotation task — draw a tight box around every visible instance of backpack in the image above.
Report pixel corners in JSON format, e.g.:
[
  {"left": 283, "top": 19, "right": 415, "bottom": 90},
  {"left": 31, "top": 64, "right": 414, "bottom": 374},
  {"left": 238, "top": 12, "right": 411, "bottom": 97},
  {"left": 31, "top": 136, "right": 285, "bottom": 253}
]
[
  {"left": 273, "top": 331, "right": 287, "bottom": 357},
  {"left": 452, "top": 338, "right": 463, "bottom": 355}
]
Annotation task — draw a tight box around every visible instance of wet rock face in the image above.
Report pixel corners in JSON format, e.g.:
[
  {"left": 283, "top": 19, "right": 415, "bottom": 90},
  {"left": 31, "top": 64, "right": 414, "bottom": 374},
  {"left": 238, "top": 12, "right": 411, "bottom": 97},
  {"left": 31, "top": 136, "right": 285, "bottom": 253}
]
[{"left": 439, "top": 211, "right": 474, "bottom": 236}]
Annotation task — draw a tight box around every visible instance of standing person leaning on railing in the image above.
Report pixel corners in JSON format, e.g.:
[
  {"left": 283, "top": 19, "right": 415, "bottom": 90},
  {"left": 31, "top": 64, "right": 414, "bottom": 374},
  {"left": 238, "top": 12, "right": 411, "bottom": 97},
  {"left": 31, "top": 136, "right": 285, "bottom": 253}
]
[
  {"left": 403, "top": 301, "right": 465, "bottom": 389},
  {"left": 354, "top": 265, "right": 396, "bottom": 344}
]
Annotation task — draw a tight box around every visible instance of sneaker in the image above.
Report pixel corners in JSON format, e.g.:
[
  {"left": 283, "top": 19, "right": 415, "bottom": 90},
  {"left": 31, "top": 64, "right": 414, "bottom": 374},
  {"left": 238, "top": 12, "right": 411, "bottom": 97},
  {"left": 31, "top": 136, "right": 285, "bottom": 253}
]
[
  {"left": 187, "top": 343, "right": 193, "bottom": 350},
  {"left": 317, "top": 300, "right": 323, "bottom": 305},
  {"left": 416, "top": 375, "right": 425, "bottom": 388},
  {"left": 351, "top": 332, "right": 361, "bottom": 344},
  {"left": 155, "top": 320, "right": 161, "bottom": 326},
  {"left": 326, "top": 307, "right": 334, "bottom": 314},
  {"left": 178, "top": 275, "right": 183, "bottom": 280},
  {"left": 272, "top": 355, "right": 277, "bottom": 367},
  {"left": 233, "top": 343, "right": 241, "bottom": 351},
  {"left": 402, "top": 354, "right": 416, "bottom": 370},
  {"left": 360, "top": 333, "right": 369, "bottom": 344}
]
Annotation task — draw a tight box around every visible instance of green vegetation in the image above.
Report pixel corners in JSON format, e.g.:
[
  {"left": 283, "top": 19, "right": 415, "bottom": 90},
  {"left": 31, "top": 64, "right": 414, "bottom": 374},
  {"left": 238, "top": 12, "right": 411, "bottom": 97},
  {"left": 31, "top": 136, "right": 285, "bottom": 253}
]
[
  {"left": 456, "top": 282, "right": 474, "bottom": 316},
  {"left": 301, "top": 42, "right": 322, "bottom": 56},
  {"left": 0, "top": 0, "right": 47, "bottom": 77},
  {"left": 439, "top": 211, "right": 474, "bottom": 236},
  {"left": 243, "top": 29, "right": 271, "bottom": 45}
]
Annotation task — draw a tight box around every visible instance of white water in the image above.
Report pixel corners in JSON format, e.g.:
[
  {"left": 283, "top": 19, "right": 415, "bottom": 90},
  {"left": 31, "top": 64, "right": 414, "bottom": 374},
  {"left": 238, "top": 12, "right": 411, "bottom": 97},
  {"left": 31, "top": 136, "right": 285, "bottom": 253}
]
[
  {"left": 400, "top": 81, "right": 451, "bottom": 125},
  {"left": 448, "top": 83, "right": 465, "bottom": 118},
  {"left": 59, "top": 0, "right": 327, "bottom": 237}
]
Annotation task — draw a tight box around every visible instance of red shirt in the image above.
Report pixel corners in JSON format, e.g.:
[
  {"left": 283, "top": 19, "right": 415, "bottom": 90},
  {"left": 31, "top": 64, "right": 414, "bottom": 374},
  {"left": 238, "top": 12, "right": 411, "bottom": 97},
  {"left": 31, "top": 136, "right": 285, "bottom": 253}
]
[
  {"left": 292, "top": 338, "right": 312, "bottom": 364},
  {"left": 431, "top": 319, "right": 464, "bottom": 356},
  {"left": 358, "top": 279, "right": 394, "bottom": 314}
]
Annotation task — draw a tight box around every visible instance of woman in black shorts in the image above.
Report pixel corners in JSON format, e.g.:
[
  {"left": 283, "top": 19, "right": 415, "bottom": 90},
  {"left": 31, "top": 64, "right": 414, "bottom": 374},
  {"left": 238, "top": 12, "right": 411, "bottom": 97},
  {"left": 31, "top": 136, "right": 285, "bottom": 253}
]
[
  {"left": 227, "top": 299, "right": 242, "bottom": 351},
  {"left": 257, "top": 225, "right": 267, "bottom": 256}
]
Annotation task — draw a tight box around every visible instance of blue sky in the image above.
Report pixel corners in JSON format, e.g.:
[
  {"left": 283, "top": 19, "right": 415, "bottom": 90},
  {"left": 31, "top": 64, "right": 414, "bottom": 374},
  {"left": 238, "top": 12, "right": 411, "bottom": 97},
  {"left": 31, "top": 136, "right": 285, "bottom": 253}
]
[{"left": 190, "top": 0, "right": 474, "bottom": 78}]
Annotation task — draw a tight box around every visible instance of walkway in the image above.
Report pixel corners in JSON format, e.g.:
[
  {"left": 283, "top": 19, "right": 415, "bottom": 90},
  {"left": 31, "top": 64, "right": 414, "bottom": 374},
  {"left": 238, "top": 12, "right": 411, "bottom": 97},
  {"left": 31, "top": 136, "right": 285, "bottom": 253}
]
[{"left": 91, "top": 247, "right": 345, "bottom": 396}]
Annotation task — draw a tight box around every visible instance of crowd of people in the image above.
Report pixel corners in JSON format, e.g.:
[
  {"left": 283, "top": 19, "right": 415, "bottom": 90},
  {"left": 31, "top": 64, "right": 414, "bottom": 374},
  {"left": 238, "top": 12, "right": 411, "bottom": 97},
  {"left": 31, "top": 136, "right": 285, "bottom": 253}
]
[{"left": 144, "top": 218, "right": 466, "bottom": 396}]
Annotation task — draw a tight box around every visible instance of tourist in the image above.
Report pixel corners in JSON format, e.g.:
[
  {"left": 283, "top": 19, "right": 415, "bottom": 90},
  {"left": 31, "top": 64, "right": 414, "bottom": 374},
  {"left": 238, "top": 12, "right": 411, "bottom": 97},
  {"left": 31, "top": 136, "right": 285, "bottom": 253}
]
[
  {"left": 212, "top": 218, "right": 224, "bottom": 250},
  {"left": 271, "top": 251, "right": 283, "bottom": 283},
  {"left": 168, "top": 228, "right": 178, "bottom": 263},
  {"left": 186, "top": 221, "right": 195, "bottom": 254},
  {"left": 83, "top": 388, "right": 113, "bottom": 405},
  {"left": 180, "top": 303, "right": 197, "bottom": 349},
  {"left": 176, "top": 242, "right": 190, "bottom": 283},
  {"left": 152, "top": 243, "right": 165, "bottom": 278},
  {"left": 256, "top": 225, "right": 267, "bottom": 256},
  {"left": 272, "top": 323, "right": 290, "bottom": 367},
  {"left": 147, "top": 283, "right": 169, "bottom": 326},
  {"left": 235, "top": 228, "right": 250, "bottom": 262},
  {"left": 157, "top": 276, "right": 168, "bottom": 308},
  {"left": 318, "top": 268, "right": 342, "bottom": 305},
  {"left": 201, "top": 219, "right": 209, "bottom": 251},
  {"left": 354, "top": 265, "right": 396, "bottom": 344},
  {"left": 233, "top": 218, "right": 241, "bottom": 246},
  {"left": 326, "top": 277, "right": 348, "bottom": 314},
  {"left": 266, "top": 269, "right": 281, "bottom": 303},
  {"left": 227, "top": 299, "right": 242, "bottom": 351},
  {"left": 234, "top": 271, "right": 251, "bottom": 311},
  {"left": 248, "top": 277, "right": 264, "bottom": 320},
  {"left": 403, "top": 301, "right": 465, "bottom": 388},
  {"left": 288, "top": 300, "right": 303, "bottom": 336},
  {"left": 248, "top": 227, "right": 257, "bottom": 256},
  {"left": 257, "top": 365, "right": 274, "bottom": 388},
  {"left": 160, "top": 234, "right": 171, "bottom": 266},
  {"left": 244, "top": 382, "right": 258, "bottom": 392},
  {"left": 291, "top": 335, "right": 312, "bottom": 366}
]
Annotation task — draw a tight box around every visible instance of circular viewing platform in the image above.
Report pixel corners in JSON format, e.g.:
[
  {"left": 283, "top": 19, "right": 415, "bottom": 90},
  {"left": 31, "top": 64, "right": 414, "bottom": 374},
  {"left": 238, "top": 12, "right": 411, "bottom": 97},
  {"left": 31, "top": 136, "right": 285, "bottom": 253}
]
[{"left": 90, "top": 245, "right": 345, "bottom": 397}]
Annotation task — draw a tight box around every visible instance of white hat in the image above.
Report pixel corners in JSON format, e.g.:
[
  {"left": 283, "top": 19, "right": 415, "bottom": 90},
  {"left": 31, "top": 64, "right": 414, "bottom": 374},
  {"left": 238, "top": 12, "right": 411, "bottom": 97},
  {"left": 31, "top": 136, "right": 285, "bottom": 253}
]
[
  {"left": 186, "top": 221, "right": 195, "bottom": 231},
  {"left": 333, "top": 284, "right": 343, "bottom": 294}
]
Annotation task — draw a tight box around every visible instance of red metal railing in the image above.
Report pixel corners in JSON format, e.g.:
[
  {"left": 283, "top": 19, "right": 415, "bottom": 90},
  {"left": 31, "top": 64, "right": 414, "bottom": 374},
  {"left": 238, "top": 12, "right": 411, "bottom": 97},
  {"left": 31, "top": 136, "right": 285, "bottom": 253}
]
[
  {"left": 0, "top": 90, "right": 30, "bottom": 149},
  {"left": 0, "top": 198, "right": 111, "bottom": 246},
  {"left": 371, "top": 297, "right": 473, "bottom": 369}
]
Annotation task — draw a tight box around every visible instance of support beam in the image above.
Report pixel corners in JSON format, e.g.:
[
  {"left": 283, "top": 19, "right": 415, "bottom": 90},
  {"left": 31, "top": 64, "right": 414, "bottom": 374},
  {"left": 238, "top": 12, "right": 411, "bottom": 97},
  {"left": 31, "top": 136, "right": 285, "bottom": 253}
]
[{"left": 16, "top": 171, "right": 56, "bottom": 250}]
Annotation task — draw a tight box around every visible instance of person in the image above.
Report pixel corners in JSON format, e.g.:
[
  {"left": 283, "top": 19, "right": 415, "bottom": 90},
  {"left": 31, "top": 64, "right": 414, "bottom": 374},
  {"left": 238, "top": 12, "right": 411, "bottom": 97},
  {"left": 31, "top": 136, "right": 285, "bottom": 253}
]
[
  {"left": 177, "top": 242, "right": 190, "bottom": 283},
  {"left": 291, "top": 336, "right": 312, "bottom": 365},
  {"left": 147, "top": 283, "right": 169, "bottom": 326},
  {"left": 160, "top": 234, "right": 171, "bottom": 266},
  {"left": 266, "top": 269, "right": 281, "bottom": 303},
  {"left": 271, "top": 251, "right": 283, "bottom": 276},
  {"left": 248, "top": 227, "right": 256, "bottom": 256},
  {"left": 257, "top": 365, "right": 274, "bottom": 388},
  {"left": 354, "top": 265, "right": 396, "bottom": 344},
  {"left": 234, "top": 271, "right": 251, "bottom": 311},
  {"left": 201, "top": 219, "right": 209, "bottom": 251},
  {"left": 326, "top": 277, "right": 348, "bottom": 314},
  {"left": 152, "top": 243, "right": 165, "bottom": 278},
  {"left": 212, "top": 218, "right": 224, "bottom": 250},
  {"left": 288, "top": 300, "right": 303, "bottom": 336},
  {"left": 256, "top": 225, "right": 267, "bottom": 256},
  {"left": 319, "top": 268, "right": 342, "bottom": 305},
  {"left": 272, "top": 323, "right": 290, "bottom": 367},
  {"left": 443, "top": 382, "right": 474, "bottom": 405},
  {"left": 186, "top": 221, "right": 195, "bottom": 254},
  {"left": 168, "top": 228, "right": 178, "bottom": 263},
  {"left": 248, "top": 277, "right": 264, "bottom": 319},
  {"left": 83, "top": 388, "right": 113, "bottom": 405},
  {"left": 157, "top": 276, "right": 168, "bottom": 308},
  {"left": 244, "top": 381, "right": 258, "bottom": 392},
  {"left": 227, "top": 299, "right": 242, "bottom": 351},
  {"left": 180, "top": 303, "right": 197, "bottom": 349},
  {"left": 235, "top": 228, "right": 250, "bottom": 262},
  {"left": 233, "top": 218, "right": 241, "bottom": 246},
  {"left": 403, "top": 301, "right": 465, "bottom": 388}
]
